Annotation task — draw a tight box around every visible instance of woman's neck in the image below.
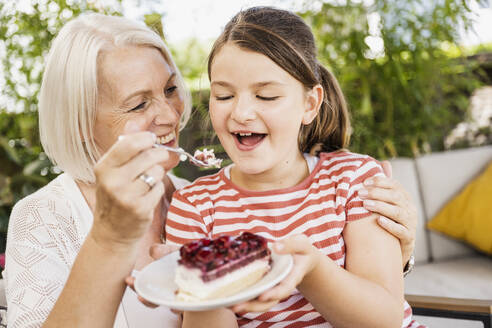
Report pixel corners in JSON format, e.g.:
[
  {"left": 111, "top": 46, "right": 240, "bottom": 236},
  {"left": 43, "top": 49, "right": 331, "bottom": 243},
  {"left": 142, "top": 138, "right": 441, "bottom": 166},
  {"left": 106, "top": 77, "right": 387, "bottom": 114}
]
[
  {"left": 230, "top": 151, "right": 309, "bottom": 192},
  {"left": 76, "top": 180, "right": 97, "bottom": 212}
]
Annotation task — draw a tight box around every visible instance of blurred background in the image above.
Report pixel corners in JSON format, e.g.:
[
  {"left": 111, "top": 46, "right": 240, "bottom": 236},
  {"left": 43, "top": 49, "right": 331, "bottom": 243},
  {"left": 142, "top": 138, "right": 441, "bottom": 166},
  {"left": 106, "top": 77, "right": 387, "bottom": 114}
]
[{"left": 0, "top": 0, "right": 491, "bottom": 254}]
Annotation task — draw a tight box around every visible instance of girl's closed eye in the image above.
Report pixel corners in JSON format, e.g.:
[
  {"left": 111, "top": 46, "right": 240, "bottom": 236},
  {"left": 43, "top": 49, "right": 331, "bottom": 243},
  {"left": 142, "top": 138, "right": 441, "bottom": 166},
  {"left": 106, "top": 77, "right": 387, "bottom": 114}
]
[
  {"left": 216, "top": 94, "right": 233, "bottom": 101},
  {"left": 257, "top": 95, "right": 279, "bottom": 101}
]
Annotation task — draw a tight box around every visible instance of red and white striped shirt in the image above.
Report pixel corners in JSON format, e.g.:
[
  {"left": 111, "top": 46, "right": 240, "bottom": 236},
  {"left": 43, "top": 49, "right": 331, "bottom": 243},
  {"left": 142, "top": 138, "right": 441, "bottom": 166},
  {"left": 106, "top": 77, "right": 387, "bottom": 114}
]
[{"left": 166, "top": 151, "right": 420, "bottom": 328}]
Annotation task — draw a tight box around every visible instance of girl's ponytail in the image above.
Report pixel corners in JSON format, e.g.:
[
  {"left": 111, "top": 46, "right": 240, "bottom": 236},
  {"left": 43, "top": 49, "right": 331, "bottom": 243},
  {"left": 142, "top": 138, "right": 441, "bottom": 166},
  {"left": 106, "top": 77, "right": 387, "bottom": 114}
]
[{"left": 300, "top": 64, "right": 351, "bottom": 156}]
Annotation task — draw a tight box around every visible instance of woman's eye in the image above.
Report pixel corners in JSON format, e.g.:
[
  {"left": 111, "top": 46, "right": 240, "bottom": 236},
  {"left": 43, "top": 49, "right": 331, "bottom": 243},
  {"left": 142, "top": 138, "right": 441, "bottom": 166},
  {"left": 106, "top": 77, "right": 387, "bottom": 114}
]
[
  {"left": 129, "top": 102, "right": 146, "bottom": 112},
  {"left": 216, "top": 95, "right": 233, "bottom": 101},
  {"left": 165, "top": 86, "right": 178, "bottom": 96},
  {"left": 257, "top": 95, "right": 279, "bottom": 101}
]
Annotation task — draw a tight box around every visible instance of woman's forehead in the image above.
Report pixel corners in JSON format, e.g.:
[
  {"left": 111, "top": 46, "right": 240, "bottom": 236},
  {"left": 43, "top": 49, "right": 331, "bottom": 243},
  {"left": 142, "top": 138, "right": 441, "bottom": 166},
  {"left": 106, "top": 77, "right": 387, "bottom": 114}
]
[{"left": 98, "top": 46, "right": 173, "bottom": 101}]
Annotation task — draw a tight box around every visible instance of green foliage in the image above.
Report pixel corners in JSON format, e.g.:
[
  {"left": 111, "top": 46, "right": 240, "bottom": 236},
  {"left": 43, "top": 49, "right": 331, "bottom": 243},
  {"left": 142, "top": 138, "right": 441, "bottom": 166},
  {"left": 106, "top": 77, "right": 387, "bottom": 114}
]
[
  {"left": 0, "top": 111, "right": 57, "bottom": 253},
  {"left": 169, "top": 38, "right": 211, "bottom": 91},
  {"left": 0, "top": 0, "right": 122, "bottom": 113},
  {"left": 301, "top": 0, "right": 487, "bottom": 158}
]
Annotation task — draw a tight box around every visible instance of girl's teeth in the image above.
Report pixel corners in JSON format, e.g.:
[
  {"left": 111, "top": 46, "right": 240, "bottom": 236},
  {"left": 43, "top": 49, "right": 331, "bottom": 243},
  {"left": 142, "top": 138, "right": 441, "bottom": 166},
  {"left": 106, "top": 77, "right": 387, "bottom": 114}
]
[{"left": 239, "top": 133, "right": 252, "bottom": 136}]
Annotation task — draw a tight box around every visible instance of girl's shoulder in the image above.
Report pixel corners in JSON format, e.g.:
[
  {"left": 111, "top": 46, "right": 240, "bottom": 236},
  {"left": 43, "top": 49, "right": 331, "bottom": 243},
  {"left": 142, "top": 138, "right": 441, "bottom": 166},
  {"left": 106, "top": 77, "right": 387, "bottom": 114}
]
[
  {"left": 319, "top": 150, "right": 377, "bottom": 162},
  {"left": 318, "top": 150, "right": 380, "bottom": 167},
  {"left": 174, "top": 170, "right": 224, "bottom": 197},
  {"left": 316, "top": 150, "right": 383, "bottom": 178}
]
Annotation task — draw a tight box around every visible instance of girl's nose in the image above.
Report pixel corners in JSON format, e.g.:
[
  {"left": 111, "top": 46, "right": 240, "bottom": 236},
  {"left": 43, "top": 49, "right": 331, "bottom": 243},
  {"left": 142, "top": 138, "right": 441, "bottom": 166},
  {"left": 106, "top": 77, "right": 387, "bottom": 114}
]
[{"left": 231, "top": 96, "right": 256, "bottom": 123}]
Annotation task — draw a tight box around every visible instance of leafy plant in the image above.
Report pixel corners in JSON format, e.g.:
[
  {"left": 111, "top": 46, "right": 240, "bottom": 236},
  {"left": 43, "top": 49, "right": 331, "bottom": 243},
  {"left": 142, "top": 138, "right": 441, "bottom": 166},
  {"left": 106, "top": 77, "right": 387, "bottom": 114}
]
[
  {"left": 301, "top": 0, "right": 488, "bottom": 158},
  {"left": 0, "top": 111, "right": 57, "bottom": 253}
]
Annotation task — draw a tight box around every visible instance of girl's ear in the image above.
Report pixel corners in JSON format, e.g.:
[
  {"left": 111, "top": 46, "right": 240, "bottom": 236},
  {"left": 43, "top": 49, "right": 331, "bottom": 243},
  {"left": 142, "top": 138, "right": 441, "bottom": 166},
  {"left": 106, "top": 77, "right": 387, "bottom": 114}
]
[{"left": 302, "top": 84, "right": 323, "bottom": 125}]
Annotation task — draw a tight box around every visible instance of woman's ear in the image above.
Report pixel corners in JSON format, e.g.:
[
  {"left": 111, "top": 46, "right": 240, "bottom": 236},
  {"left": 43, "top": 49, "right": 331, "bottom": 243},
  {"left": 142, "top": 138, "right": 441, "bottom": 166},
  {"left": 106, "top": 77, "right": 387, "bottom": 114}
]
[{"left": 302, "top": 84, "right": 323, "bottom": 125}]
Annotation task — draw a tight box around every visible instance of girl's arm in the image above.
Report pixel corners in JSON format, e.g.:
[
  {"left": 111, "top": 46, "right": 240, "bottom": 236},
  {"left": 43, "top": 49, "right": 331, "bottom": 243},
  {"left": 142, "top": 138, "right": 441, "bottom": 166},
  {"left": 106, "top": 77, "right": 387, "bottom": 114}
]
[
  {"left": 299, "top": 214, "right": 404, "bottom": 328},
  {"left": 364, "top": 160, "right": 418, "bottom": 267},
  {"left": 232, "top": 214, "right": 404, "bottom": 328}
]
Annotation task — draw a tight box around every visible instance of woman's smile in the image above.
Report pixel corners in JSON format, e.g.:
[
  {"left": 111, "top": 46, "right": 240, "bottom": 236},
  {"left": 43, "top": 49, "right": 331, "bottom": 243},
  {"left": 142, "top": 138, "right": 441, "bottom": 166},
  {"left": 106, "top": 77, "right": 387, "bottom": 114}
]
[{"left": 156, "top": 131, "right": 177, "bottom": 147}]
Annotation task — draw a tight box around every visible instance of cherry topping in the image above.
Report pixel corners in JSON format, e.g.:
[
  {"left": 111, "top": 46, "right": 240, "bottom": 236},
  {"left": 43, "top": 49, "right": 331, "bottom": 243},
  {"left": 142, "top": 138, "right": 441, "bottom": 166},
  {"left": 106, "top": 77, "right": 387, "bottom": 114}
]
[
  {"left": 198, "top": 238, "right": 211, "bottom": 247},
  {"left": 178, "top": 232, "right": 269, "bottom": 272},
  {"left": 215, "top": 235, "right": 232, "bottom": 250},
  {"left": 196, "top": 247, "right": 214, "bottom": 263}
]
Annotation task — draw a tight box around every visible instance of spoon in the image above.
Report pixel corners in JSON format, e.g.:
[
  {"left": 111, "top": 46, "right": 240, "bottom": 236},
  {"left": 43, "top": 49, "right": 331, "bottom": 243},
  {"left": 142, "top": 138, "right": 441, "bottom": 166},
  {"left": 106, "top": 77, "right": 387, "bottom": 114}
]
[{"left": 153, "top": 144, "right": 220, "bottom": 168}]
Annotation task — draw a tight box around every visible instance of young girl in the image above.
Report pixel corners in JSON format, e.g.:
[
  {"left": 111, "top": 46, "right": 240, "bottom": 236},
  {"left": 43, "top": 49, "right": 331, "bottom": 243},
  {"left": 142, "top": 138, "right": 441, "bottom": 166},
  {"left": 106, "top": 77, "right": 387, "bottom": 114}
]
[{"left": 165, "top": 6, "right": 424, "bottom": 328}]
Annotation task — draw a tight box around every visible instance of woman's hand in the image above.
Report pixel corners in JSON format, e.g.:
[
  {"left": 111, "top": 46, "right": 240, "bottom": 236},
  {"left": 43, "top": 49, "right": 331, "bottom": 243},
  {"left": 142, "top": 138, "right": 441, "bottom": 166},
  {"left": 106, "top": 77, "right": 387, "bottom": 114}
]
[
  {"left": 126, "top": 243, "right": 180, "bottom": 308},
  {"left": 359, "top": 160, "right": 418, "bottom": 266},
  {"left": 91, "top": 125, "right": 170, "bottom": 250},
  {"left": 231, "top": 235, "right": 321, "bottom": 313}
]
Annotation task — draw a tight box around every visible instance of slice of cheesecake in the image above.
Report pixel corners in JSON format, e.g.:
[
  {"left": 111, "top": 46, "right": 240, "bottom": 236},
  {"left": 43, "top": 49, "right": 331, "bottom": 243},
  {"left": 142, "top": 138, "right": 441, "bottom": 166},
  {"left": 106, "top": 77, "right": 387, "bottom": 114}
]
[{"left": 175, "top": 232, "right": 271, "bottom": 301}]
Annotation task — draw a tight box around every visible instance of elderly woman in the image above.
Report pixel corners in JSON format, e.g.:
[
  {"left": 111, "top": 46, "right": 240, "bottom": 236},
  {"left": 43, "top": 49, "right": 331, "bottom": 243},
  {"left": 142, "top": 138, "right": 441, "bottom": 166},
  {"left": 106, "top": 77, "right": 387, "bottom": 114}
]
[{"left": 4, "top": 13, "right": 417, "bottom": 328}]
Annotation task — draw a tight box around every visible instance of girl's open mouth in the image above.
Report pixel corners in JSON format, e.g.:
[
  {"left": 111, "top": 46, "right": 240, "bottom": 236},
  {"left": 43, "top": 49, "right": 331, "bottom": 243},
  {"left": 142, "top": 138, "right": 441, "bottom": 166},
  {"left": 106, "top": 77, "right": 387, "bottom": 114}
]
[{"left": 232, "top": 132, "right": 266, "bottom": 150}]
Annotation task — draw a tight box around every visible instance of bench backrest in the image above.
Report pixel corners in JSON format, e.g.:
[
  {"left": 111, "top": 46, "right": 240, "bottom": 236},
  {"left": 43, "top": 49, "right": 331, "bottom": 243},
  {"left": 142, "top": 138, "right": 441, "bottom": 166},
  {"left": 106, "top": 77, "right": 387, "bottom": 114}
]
[{"left": 390, "top": 145, "right": 492, "bottom": 263}]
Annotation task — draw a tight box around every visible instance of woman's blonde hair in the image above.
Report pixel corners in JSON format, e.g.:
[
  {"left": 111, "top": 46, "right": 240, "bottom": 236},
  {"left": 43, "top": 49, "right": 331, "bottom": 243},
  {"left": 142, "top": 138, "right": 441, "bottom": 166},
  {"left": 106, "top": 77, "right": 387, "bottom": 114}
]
[{"left": 38, "top": 13, "right": 191, "bottom": 183}]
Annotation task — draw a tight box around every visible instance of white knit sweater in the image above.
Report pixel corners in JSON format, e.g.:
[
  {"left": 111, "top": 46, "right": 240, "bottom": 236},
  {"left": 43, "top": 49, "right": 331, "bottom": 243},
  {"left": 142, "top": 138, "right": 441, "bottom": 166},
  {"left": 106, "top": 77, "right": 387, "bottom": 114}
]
[{"left": 4, "top": 172, "right": 189, "bottom": 328}]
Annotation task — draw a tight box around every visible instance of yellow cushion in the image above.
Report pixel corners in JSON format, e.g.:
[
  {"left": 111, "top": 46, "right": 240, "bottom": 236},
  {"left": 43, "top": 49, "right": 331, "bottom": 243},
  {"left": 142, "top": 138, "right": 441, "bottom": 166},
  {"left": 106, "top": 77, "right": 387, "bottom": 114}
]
[{"left": 427, "top": 161, "right": 492, "bottom": 255}]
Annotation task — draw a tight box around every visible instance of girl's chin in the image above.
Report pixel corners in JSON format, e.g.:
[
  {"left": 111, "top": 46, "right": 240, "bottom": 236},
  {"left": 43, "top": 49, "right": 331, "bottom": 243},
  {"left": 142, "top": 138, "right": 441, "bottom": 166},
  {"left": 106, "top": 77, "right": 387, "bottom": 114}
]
[{"left": 233, "top": 162, "right": 269, "bottom": 176}]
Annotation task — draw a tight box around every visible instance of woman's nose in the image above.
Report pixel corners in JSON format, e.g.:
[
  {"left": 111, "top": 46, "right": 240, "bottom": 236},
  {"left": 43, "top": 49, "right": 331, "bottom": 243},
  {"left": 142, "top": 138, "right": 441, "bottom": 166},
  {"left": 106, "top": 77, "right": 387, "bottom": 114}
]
[
  {"left": 231, "top": 96, "right": 256, "bottom": 123},
  {"left": 152, "top": 98, "right": 181, "bottom": 125}
]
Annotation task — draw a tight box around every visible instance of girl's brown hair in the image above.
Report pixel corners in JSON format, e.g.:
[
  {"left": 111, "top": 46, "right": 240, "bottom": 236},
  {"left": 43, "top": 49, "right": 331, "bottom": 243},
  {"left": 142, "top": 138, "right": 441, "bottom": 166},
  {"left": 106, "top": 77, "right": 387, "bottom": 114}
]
[{"left": 207, "top": 6, "right": 351, "bottom": 154}]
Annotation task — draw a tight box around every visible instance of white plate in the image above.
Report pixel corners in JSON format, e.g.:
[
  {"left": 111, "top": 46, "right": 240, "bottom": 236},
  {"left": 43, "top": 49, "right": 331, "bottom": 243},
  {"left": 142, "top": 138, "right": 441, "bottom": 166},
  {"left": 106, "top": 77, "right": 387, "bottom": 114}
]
[{"left": 134, "top": 246, "right": 293, "bottom": 311}]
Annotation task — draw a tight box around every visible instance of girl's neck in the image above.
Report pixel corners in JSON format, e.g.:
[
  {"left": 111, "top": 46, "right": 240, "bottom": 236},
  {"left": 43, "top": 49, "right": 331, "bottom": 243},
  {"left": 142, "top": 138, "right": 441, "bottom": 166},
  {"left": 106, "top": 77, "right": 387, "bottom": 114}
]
[{"left": 230, "top": 151, "right": 309, "bottom": 192}]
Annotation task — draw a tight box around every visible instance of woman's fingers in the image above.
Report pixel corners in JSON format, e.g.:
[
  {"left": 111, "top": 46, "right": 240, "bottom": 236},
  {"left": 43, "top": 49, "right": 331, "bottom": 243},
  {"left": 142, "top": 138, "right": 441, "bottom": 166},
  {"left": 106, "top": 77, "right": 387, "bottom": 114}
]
[
  {"left": 363, "top": 170, "right": 419, "bottom": 266},
  {"left": 137, "top": 295, "right": 160, "bottom": 308},
  {"left": 359, "top": 184, "right": 408, "bottom": 207},
  {"left": 381, "top": 160, "right": 393, "bottom": 178},
  {"left": 363, "top": 200, "right": 408, "bottom": 225},
  {"left": 364, "top": 176, "right": 400, "bottom": 190},
  {"left": 378, "top": 216, "right": 415, "bottom": 265},
  {"left": 377, "top": 216, "right": 411, "bottom": 241},
  {"left": 134, "top": 165, "right": 165, "bottom": 196},
  {"left": 141, "top": 181, "right": 165, "bottom": 215},
  {"left": 170, "top": 309, "right": 183, "bottom": 315},
  {"left": 98, "top": 131, "right": 156, "bottom": 169},
  {"left": 149, "top": 243, "right": 180, "bottom": 260},
  {"left": 120, "top": 147, "right": 170, "bottom": 181},
  {"left": 125, "top": 276, "right": 135, "bottom": 291},
  {"left": 125, "top": 276, "right": 160, "bottom": 308}
]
